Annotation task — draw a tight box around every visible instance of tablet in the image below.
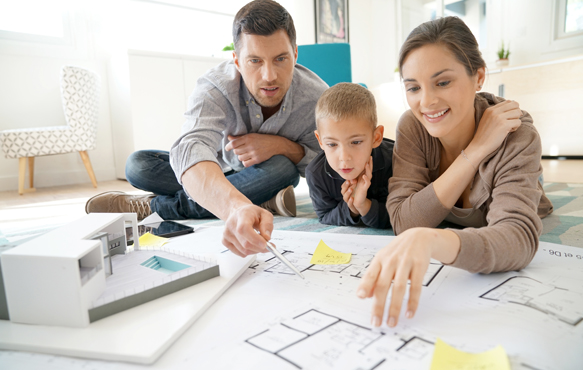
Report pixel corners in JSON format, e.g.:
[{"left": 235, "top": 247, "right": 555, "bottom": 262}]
[{"left": 138, "top": 221, "right": 194, "bottom": 238}]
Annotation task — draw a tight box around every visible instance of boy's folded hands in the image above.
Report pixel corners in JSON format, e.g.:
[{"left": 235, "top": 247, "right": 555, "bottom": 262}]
[
  {"left": 340, "top": 181, "right": 359, "bottom": 217},
  {"left": 341, "top": 156, "right": 374, "bottom": 218}
]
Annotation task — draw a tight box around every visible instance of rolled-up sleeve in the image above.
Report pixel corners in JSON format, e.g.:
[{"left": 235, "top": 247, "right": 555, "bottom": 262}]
[
  {"left": 295, "top": 129, "right": 321, "bottom": 176},
  {"left": 170, "top": 61, "right": 327, "bottom": 183},
  {"left": 170, "top": 85, "right": 229, "bottom": 184},
  {"left": 361, "top": 198, "right": 391, "bottom": 229}
]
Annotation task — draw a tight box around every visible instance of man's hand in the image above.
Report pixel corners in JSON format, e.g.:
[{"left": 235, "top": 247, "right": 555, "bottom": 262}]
[
  {"left": 222, "top": 204, "right": 274, "bottom": 257},
  {"left": 181, "top": 161, "right": 275, "bottom": 257},
  {"left": 225, "top": 133, "right": 305, "bottom": 166},
  {"left": 225, "top": 133, "right": 278, "bottom": 167}
]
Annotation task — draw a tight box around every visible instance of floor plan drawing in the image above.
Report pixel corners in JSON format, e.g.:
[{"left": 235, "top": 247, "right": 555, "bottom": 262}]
[
  {"left": 244, "top": 309, "right": 434, "bottom": 370},
  {"left": 480, "top": 276, "right": 583, "bottom": 326},
  {"left": 247, "top": 236, "right": 444, "bottom": 292},
  {"left": 3, "top": 229, "right": 581, "bottom": 370}
]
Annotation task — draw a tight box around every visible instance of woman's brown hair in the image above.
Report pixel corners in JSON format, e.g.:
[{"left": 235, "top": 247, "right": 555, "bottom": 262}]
[{"left": 399, "top": 16, "right": 486, "bottom": 77}]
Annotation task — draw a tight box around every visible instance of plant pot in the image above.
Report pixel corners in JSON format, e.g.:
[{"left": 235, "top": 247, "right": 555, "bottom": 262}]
[{"left": 496, "top": 58, "right": 509, "bottom": 67}]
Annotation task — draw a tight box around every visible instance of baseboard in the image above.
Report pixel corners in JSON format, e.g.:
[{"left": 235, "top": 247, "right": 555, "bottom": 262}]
[
  {"left": 0, "top": 168, "right": 117, "bottom": 192},
  {"left": 542, "top": 156, "right": 583, "bottom": 160}
]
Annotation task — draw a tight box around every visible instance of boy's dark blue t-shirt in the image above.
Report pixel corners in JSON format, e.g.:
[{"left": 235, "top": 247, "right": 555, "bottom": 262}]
[{"left": 305, "top": 138, "right": 394, "bottom": 228}]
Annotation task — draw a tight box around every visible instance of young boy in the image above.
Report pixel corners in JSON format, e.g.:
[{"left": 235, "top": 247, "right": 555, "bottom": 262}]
[{"left": 306, "top": 83, "right": 394, "bottom": 228}]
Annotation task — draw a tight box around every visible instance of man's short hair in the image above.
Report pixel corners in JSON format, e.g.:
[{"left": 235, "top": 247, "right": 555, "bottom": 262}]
[
  {"left": 315, "top": 83, "right": 377, "bottom": 130},
  {"left": 233, "top": 0, "right": 296, "bottom": 53}
]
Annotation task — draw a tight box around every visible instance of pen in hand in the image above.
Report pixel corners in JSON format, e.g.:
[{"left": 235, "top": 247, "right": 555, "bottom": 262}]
[{"left": 265, "top": 241, "right": 305, "bottom": 279}]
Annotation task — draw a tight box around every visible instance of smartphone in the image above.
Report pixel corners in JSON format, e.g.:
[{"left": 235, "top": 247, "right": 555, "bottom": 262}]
[{"left": 138, "top": 221, "right": 195, "bottom": 238}]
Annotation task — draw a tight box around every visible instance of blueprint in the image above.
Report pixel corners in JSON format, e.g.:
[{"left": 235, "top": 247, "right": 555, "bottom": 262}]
[
  {"left": 244, "top": 308, "right": 435, "bottom": 370},
  {"left": 247, "top": 232, "right": 444, "bottom": 293},
  {"left": 480, "top": 276, "right": 583, "bottom": 325},
  {"left": 193, "top": 229, "right": 583, "bottom": 370},
  {"left": 1, "top": 227, "right": 582, "bottom": 370}
]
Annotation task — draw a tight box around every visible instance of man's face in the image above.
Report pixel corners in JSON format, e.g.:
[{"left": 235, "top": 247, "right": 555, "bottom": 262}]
[{"left": 234, "top": 29, "right": 297, "bottom": 109}]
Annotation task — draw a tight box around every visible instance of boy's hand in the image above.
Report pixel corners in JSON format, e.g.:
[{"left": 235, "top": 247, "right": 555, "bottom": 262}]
[
  {"left": 352, "top": 157, "right": 373, "bottom": 216},
  {"left": 341, "top": 180, "right": 359, "bottom": 217}
]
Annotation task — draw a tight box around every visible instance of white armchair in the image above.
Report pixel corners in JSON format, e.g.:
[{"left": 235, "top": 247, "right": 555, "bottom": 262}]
[{"left": 0, "top": 65, "right": 100, "bottom": 194}]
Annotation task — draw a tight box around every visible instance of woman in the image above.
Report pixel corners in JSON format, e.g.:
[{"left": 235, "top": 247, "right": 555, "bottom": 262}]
[{"left": 356, "top": 17, "right": 553, "bottom": 328}]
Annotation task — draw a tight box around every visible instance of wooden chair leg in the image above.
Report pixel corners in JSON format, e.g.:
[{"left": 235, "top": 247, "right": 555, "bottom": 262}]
[
  {"left": 79, "top": 151, "right": 98, "bottom": 188},
  {"left": 18, "top": 157, "right": 37, "bottom": 195},
  {"left": 18, "top": 157, "right": 26, "bottom": 195},
  {"left": 28, "top": 157, "right": 34, "bottom": 189}
]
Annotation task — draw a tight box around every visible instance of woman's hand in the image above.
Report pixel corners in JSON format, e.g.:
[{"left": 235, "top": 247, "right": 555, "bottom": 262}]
[
  {"left": 467, "top": 100, "right": 522, "bottom": 161},
  {"left": 357, "top": 228, "right": 460, "bottom": 328}
]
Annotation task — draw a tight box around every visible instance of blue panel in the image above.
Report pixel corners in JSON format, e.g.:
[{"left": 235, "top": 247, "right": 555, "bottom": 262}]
[{"left": 297, "top": 43, "right": 352, "bottom": 87}]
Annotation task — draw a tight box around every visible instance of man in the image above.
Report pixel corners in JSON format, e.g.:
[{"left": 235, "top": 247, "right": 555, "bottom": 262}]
[{"left": 86, "top": 0, "right": 328, "bottom": 257}]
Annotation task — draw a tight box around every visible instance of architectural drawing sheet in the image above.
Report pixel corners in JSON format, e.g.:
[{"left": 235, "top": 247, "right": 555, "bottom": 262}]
[
  {"left": 190, "top": 228, "right": 583, "bottom": 370},
  {"left": 0, "top": 227, "right": 582, "bottom": 370}
]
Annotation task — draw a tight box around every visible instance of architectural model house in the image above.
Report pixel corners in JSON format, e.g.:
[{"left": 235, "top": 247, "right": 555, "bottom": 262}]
[{"left": 0, "top": 213, "right": 219, "bottom": 328}]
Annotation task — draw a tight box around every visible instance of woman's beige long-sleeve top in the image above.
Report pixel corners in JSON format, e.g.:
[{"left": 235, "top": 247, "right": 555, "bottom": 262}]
[{"left": 387, "top": 93, "right": 553, "bottom": 274}]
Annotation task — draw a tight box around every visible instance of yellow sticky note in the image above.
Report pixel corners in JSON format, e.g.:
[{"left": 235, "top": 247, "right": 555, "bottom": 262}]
[
  {"left": 430, "top": 338, "right": 511, "bottom": 370},
  {"left": 310, "top": 239, "right": 352, "bottom": 265},
  {"left": 138, "top": 232, "right": 169, "bottom": 248}
]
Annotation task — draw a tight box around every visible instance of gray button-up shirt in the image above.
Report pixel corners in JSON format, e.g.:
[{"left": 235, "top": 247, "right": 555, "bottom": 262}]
[{"left": 170, "top": 60, "right": 328, "bottom": 183}]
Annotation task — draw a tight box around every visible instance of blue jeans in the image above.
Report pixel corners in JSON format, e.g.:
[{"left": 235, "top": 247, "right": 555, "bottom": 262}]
[{"left": 125, "top": 150, "right": 300, "bottom": 220}]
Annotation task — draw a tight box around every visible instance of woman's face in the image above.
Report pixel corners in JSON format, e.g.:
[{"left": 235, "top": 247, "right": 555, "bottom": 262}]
[{"left": 401, "top": 44, "right": 484, "bottom": 140}]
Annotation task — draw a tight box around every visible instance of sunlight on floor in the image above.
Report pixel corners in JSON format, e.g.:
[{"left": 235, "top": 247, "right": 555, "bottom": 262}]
[{"left": 0, "top": 180, "right": 147, "bottom": 240}]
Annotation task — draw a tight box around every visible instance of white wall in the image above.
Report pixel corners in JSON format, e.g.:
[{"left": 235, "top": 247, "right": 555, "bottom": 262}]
[
  {"left": 0, "top": 7, "right": 117, "bottom": 192},
  {"left": 371, "top": 0, "right": 583, "bottom": 144},
  {"left": 1, "top": 0, "right": 582, "bottom": 192},
  {"left": 348, "top": 0, "right": 400, "bottom": 88},
  {"left": 286, "top": 0, "right": 400, "bottom": 88},
  {"left": 485, "top": 0, "right": 583, "bottom": 68},
  {"left": 282, "top": 0, "right": 316, "bottom": 45},
  {"left": 126, "top": 52, "right": 229, "bottom": 153}
]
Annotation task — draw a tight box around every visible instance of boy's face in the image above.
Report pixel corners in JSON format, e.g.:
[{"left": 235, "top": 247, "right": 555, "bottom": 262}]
[{"left": 315, "top": 117, "right": 384, "bottom": 181}]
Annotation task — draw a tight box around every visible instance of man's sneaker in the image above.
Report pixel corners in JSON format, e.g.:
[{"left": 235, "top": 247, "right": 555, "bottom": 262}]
[
  {"left": 260, "top": 185, "right": 296, "bottom": 217},
  {"left": 85, "top": 191, "right": 155, "bottom": 220}
]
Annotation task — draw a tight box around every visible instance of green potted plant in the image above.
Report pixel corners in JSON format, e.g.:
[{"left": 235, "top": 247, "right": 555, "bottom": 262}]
[
  {"left": 496, "top": 42, "right": 510, "bottom": 67},
  {"left": 218, "top": 42, "right": 235, "bottom": 59}
]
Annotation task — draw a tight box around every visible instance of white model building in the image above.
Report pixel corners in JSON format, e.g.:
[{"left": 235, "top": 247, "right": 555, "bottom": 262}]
[{"left": 0, "top": 213, "right": 218, "bottom": 328}]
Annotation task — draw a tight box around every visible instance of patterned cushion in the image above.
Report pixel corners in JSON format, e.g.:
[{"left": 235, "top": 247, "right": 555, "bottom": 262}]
[{"left": 0, "top": 66, "right": 100, "bottom": 159}]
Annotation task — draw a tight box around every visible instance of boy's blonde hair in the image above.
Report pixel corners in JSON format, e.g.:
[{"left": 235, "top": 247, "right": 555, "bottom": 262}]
[{"left": 315, "top": 83, "right": 377, "bottom": 130}]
